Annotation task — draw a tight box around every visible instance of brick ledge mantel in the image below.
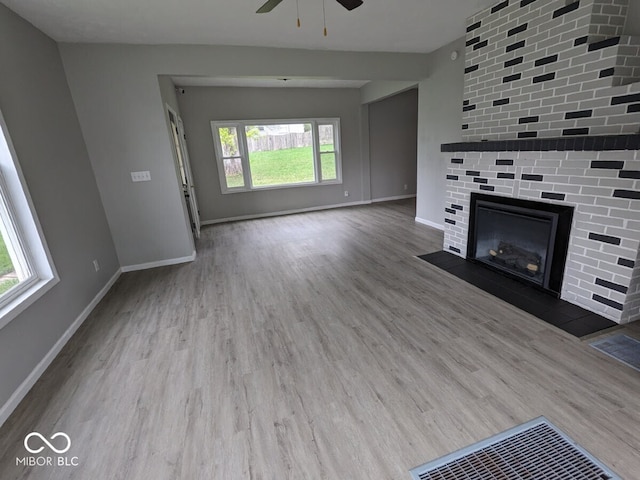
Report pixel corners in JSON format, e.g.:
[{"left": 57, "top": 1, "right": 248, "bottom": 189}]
[{"left": 441, "top": 135, "right": 640, "bottom": 153}]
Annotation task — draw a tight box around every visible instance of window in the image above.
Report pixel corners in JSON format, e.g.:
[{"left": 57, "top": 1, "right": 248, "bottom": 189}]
[
  {"left": 211, "top": 119, "right": 341, "bottom": 193},
  {"left": 0, "top": 109, "right": 58, "bottom": 330}
]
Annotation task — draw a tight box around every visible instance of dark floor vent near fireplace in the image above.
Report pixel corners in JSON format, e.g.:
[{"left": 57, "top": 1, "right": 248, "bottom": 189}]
[
  {"left": 410, "top": 417, "right": 620, "bottom": 480},
  {"left": 468, "top": 193, "right": 574, "bottom": 297}
]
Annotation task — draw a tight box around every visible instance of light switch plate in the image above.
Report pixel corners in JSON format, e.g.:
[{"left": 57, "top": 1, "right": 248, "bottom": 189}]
[{"left": 131, "top": 171, "right": 151, "bottom": 182}]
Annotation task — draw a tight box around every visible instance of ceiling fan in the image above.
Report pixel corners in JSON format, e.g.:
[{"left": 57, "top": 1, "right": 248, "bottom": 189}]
[{"left": 256, "top": 0, "right": 364, "bottom": 14}]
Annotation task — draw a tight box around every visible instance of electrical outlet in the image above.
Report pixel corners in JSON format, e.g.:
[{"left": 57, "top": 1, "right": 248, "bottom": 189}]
[
  {"left": 344, "top": 190, "right": 349, "bottom": 197},
  {"left": 131, "top": 171, "right": 151, "bottom": 182},
  {"left": 404, "top": 184, "right": 408, "bottom": 190},
  {"left": 93, "top": 259, "right": 100, "bottom": 272}
]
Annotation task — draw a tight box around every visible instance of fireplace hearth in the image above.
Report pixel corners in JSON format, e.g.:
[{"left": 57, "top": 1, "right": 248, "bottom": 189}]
[
  {"left": 438, "top": 0, "right": 640, "bottom": 325},
  {"left": 467, "top": 193, "right": 574, "bottom": 296}
]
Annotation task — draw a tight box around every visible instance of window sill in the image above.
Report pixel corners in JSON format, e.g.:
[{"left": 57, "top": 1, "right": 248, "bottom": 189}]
[
  {"left": 0, "top": 275, "right": 59, "bottom": 331},
  {"left": 222, "top": 179, "right": 343, "bottom": 194}
]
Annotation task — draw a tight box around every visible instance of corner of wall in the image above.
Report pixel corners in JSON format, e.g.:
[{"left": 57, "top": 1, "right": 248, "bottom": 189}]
[
  {"left": 360, "top": 80, "right": 419, "bottom": 105},
  {"left": 416, "top": 36, "right": 466, "bottom": 228}
]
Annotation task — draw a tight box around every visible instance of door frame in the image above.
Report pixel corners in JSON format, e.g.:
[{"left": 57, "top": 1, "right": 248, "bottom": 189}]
[{"left": 166, "top": 104, "right": 201, "bottom": 239}]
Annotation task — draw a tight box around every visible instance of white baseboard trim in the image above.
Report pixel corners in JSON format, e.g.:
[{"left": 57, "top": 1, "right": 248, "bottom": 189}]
[
  {"left": 0, "top": 268, "right": 122, "bottom": 428},
  {"left": 415, "top": 217, "right": 444, "bottom": 231},
  {"left": 371, "top": 194, "right": 416, "bottom": 203},
  {"left": 121, "top": 250, "right": 196, "bottom": 273},
  {"left": 200, "top": 201, "right": 372, "bottom": 225}
]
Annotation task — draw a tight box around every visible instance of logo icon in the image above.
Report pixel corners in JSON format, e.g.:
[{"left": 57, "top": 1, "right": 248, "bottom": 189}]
[{"left": 24, "top": 432, "right": 71, "bottom": 455}]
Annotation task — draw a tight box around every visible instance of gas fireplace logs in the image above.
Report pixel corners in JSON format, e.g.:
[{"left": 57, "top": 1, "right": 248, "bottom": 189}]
[{"left": 489, "top": 241, "right": 541, "bottom": 276}]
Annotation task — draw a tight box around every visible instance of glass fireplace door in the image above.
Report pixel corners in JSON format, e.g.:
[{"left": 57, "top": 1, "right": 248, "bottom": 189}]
[{"left": 472, "top": 204, "right": 557, "bottom": 287}]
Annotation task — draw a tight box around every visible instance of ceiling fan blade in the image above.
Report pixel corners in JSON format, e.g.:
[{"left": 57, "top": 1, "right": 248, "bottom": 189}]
[
  {"left": 256, "top": 0, "right": 284, "bottom": 14},
  {"left": 335, "top": 0, "right": 363, "bottom": 11}
]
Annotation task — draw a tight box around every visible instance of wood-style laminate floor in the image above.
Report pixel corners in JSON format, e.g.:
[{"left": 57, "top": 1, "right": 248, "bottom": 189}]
[{"left": 1, "top": 199, "right": 639, "bottom": 480}]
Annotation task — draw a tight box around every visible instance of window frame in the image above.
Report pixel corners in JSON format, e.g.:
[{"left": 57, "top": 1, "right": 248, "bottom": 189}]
[
  {"left": 210, "top": 118, "right": 342, "bottom": 194},
  {"left": 0, "top": 109, "right": 59, "bottom": 331},
  {"left": 316, "top": 122, "right": 340, "bottom": 184}
]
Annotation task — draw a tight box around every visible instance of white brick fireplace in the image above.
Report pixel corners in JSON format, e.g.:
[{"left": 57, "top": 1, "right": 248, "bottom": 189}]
[{"left": 442, "top": 0, "right": 640, "bottom": 324}]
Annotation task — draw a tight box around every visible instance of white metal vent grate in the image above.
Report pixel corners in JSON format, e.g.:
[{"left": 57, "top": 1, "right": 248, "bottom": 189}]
[{"left": 410, "top": 417, "right": 620, "bottom": 480}]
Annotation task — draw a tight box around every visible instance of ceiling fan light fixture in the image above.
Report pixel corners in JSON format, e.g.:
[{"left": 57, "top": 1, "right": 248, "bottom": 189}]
[
  {"left": 255, "top": 0, "right": 364, "bottom": 36},
  {"left": 256, "top": 0, "right": 284, "bottom": 14},
  {"left": 322, "top": 0, "right": 328, "bottom": 36},
  {"left": 257, "top": 0, "right": 363, "bottom": 13},
  {"left": 335, "top": 0, "right": 364, "bottom": 11}
]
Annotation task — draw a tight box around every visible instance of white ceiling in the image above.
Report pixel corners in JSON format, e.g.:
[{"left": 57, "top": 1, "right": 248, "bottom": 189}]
[{"left": 2, "top": 0, "right": 498, "bottom": 53}]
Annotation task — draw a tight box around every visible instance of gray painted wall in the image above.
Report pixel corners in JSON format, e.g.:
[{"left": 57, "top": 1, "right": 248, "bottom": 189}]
[
  {"left": 58, "top": 43, "right": 431, "bottom": 266},
  {"left": 59, "top": 48, "right": 196, "bottom": 268},
  {"left": 624, "top": 0, "right": 640, "bottom": 35},
  {"left": 0, "top": 4, "right": 118, "bottom": 410},
  {"left": 158, "top": 76, "right": 181, "bottom": 116},
  {"left": 416, "top": 38, "right": 465, "bottom": 228},
  {"left": 176, "top": 86, "right": 363, "bottom": 221},
  {"left": 368, "top": 89, "right": 418, "bottom": 200},
  {"left": 359, "top": 105, "right": 372, "bottom": 202}
]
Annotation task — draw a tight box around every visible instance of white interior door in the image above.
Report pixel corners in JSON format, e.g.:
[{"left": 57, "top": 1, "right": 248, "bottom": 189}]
[{"left": 168, "top": 107, "right": 201, "bottom": 239}]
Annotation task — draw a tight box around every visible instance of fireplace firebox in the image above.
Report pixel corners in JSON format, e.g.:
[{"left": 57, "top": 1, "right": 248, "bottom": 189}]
[{"left": 467, "top": 193, "right": 574, "bottom": 296}]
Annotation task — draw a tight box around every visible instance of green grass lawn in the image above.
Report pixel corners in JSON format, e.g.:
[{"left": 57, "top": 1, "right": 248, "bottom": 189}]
[
  {"left": 225, "top": 146, "right": 336, "bottom": 188},
  {"left": 0, "top": 278, "right": 18, "bottom": 295},
  {"left": 0, "top": 234, "right": 18, "bottom": 295},
  {"left": 0, "top": 235, "right": 15, "bottom": 276}
]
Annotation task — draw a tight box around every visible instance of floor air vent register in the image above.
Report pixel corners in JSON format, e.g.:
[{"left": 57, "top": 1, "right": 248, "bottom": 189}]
[
  {"left": 590, "top": 334, "right": 640, "bottom": 373},
  {"left": 410, "top": 417, "right": 620, "bottom": 480}
]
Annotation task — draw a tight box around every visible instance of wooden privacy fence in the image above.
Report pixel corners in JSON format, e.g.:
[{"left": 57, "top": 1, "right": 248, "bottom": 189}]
[
  {"left": 247, "top": 132, "right": 313, "bottom": 152},
  {"left": 223, "top": 129, "right": 334, "bottom": 176}
]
